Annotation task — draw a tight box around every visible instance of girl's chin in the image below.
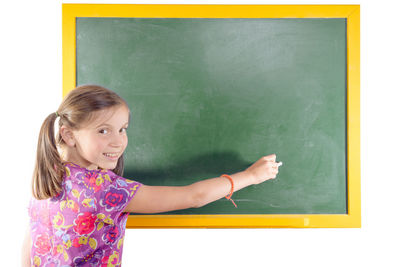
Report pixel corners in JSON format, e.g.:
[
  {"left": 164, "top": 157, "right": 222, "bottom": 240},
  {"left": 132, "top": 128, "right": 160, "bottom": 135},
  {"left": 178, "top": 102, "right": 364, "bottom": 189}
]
[{"left": 98, "top": 162, "right": 118, "bottom": 170}]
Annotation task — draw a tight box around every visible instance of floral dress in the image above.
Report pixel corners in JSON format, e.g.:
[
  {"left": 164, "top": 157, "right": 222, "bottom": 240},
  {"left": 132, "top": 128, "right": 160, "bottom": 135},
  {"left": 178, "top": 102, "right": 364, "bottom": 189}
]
[{"left": 28, "top": 162, "right": 142, "bottom": 266}]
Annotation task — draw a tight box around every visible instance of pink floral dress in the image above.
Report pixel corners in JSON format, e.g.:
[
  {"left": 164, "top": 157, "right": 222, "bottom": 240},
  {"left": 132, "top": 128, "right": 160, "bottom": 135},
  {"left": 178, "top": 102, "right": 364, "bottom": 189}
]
[{"left": 28, "top": 162, "right": 142, "bottom": 266}]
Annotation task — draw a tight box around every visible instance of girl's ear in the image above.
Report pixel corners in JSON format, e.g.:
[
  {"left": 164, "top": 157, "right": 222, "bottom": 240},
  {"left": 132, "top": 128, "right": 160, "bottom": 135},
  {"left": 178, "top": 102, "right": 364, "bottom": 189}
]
[{"left": 59, "top": 126, "right": 76, "bottom": 147}]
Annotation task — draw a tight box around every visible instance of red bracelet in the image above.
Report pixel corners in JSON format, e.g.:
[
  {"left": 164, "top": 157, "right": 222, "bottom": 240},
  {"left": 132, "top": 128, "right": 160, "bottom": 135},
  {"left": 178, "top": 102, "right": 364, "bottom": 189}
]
[{"left": 221, "top": 174, "right": 237, "bottom": 208}]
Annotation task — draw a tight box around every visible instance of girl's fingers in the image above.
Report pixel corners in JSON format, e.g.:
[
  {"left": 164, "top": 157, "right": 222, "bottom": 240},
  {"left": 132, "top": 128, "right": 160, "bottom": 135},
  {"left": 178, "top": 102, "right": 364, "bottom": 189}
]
[
  {"left": 270, "top": 162, "right": 282, "bottom": 176},
  {"left": 264, "top": 154, "right": 276, "bottom": 162},
  {"left": 270, "top": 162, "right": 283, "bottom": 170}
]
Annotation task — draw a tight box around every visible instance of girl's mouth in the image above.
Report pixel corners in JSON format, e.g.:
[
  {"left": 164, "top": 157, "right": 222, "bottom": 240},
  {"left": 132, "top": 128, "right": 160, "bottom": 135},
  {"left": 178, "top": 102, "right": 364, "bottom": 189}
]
[{"left": 103, "top": 153, "right": 119, "bottom": 160}]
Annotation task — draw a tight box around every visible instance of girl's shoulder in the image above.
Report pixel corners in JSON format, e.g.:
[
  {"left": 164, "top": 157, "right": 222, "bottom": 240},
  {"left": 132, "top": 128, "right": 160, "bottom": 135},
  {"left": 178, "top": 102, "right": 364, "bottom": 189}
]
[
  {"left": 61, "top": 162, "right": 138, "bottom": 195},
  {"left": 59, "top": 162, "right": 141, "bottom": 214},
  {"left": 63, "top": 162, "right": 118, "bottom": 180}
]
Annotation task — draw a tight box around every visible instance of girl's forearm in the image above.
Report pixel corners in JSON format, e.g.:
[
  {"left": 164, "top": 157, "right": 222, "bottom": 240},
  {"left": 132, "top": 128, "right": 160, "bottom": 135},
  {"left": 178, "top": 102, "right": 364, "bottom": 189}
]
[{"left": 189, "top": 171, "right": 255, "bottom": 208}]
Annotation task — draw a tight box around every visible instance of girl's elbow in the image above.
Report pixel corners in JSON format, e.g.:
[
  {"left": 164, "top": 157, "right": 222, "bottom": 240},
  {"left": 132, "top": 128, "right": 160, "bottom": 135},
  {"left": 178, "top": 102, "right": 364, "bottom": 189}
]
[
  {"left": 190, "top": 186, "right": 207, "bottom": 209},
  {"left": 192, "top": 194, "right": 205, "bottom": 208}
]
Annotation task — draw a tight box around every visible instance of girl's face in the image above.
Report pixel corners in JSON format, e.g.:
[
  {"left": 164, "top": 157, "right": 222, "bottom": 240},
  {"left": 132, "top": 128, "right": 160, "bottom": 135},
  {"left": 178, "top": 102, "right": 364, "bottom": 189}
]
[{"left": 66, "top": 105, "right": 130, "bottom": 170}]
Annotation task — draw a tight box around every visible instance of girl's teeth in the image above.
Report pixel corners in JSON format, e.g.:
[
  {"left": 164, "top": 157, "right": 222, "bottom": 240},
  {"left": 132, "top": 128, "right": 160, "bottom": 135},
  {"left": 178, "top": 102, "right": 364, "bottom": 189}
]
[{"left": 104, "top": 153, "right": 118, "bottom": 157}]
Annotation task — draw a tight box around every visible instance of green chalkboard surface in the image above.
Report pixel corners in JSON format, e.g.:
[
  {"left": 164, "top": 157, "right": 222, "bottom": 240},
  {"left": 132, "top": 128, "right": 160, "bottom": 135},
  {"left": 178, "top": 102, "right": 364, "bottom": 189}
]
[{"left": 76, "top": 18, "right": 347, "bottom": 215}]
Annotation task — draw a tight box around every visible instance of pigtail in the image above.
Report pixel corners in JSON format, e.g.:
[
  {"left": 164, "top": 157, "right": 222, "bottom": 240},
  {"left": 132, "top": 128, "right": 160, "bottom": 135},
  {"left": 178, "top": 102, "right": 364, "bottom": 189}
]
[{"left": 32, "top": 112, "right": 65, "bottom": 200}]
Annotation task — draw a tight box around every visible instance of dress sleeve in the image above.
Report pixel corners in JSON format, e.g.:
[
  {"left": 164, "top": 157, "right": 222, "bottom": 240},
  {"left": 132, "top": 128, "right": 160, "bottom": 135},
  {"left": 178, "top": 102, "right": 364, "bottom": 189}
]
[{"left": 95, "top": 171, "right": 142, "bottom": 222}]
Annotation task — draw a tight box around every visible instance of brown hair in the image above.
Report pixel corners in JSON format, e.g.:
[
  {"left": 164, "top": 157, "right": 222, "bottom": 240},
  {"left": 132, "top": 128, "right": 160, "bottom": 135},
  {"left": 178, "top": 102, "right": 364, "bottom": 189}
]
[{"left": 32, "top": 85, "right": 129, "bottom": 200}]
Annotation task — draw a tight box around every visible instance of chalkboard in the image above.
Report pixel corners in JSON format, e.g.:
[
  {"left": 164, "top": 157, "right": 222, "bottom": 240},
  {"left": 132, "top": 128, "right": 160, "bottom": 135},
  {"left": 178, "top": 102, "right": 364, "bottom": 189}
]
[{"left": 76, "top": 18, "right": 347, "bottom": 215}]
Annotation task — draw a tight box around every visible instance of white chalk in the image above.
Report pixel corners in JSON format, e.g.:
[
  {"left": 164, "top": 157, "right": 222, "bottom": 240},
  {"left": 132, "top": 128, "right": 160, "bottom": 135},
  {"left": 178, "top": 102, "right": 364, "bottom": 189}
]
[{"left": 277, "top": 162, "right": 283, "bottom": 167}]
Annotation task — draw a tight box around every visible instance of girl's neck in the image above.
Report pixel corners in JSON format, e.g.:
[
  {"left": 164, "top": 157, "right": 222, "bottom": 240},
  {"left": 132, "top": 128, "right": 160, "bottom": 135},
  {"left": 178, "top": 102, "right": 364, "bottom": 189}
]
[{"left": 60, "top": 147, "right": 99, "bottom": 170}]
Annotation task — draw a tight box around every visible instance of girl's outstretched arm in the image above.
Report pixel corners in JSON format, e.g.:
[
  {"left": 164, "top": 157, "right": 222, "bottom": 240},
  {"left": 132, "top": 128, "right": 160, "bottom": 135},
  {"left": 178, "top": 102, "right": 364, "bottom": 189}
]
[{"left": 123, "top": 154, "right": 281, "bottom": 214}]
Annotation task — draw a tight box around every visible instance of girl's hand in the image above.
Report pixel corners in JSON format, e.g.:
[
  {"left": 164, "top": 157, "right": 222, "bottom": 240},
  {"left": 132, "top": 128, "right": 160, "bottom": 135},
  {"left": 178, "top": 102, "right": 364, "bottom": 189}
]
[{"left": 245, "top": 154, "right": 282, "bottom": 184}]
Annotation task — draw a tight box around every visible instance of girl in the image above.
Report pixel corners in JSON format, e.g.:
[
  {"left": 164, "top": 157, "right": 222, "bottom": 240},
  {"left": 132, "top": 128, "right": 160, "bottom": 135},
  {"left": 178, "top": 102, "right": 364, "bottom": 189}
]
[{"left": 22, "top": 85, "right": 282, "bottom": 266}]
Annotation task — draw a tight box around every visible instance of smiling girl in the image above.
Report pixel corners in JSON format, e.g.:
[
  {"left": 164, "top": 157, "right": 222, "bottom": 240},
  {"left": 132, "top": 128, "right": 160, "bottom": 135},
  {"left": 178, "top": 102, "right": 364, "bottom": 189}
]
[{"left": 22, "top": 85, "right": 282, "bottom": 266}]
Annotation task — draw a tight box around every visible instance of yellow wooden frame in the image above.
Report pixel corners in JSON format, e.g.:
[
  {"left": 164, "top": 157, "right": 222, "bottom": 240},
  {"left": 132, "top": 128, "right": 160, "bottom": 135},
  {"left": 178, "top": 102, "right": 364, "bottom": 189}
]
[{"left": 62, "top": 4, "right": 360, "bottom": 228}]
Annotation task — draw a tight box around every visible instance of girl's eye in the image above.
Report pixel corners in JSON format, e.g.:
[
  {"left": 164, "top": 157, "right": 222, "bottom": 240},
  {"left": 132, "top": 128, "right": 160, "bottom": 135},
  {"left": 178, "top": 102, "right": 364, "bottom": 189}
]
[
  {"left": 120, "top": 127, "right": 128, "bottom": 133},
  {"left": 99, "top": 129, "right": 109, "bottom": 134}
]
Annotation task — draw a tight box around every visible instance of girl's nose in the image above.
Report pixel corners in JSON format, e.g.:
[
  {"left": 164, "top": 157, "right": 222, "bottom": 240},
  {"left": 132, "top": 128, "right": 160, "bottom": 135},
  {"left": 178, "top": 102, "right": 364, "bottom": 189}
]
[{"left": 110, "top": 134, "right": 125, "bottom": 147}]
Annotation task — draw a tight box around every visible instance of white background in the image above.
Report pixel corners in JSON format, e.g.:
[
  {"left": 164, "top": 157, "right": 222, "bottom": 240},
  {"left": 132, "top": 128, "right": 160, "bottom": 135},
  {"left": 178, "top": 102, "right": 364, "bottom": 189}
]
[{"left": 1, "top": 0, "right": 399, "bottom": 266}]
